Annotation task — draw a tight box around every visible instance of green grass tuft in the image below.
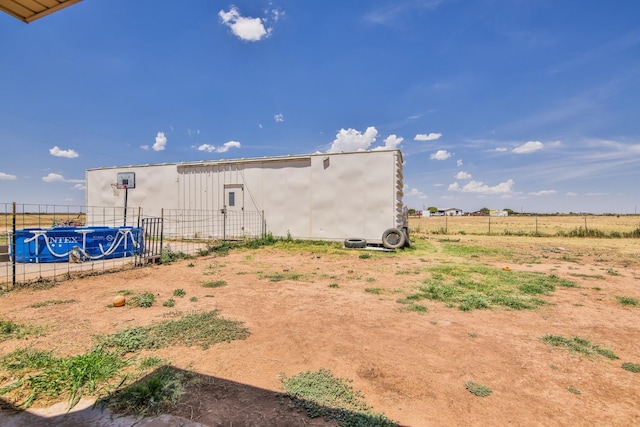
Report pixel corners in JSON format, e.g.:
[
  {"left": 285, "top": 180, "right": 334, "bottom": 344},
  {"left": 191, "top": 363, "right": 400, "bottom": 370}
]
[
  {"left": 0, "top": 319, "right": 43, "bottom": 341},
  {"left": 202, "top": 280, "right": 228, "bottom": 288},
  {"left": 101, "top": 366, "right": 188, "bottom": 416},
  {"left": 260, "top": 272, "right": 303, "bottom": 282},
  {"left": 16, "top": 347, "right": 126, "bottom": 409},
  {"left": 173, "top": 289, "right": 186, "bottom": 298},
  {"left": 616, "top": 296, "right": 638, "bottom": 307},
  {"left": 403, "top": 303, "right": 428, "bottom": 313},
  {"left": 99, "top": 310, "right": 250, "bottom": 353},
  {"left": 1, "top": 348, "right": 56, "bottom": 371},
  {"left": 281, "top": 369, "right": 398, "bottom": 426},
  {"left": 402, "top": 264, "right": 576, "bottom": 311},
  {"left": 567, "top": 385, "right": 581, "bottom": 395},
  {"left": 621, "top": 362, "right": 640, "bottom": 373},
  {"left": 465, "top": 381, "right": 492, "bottom": 397},
  {"left": 541, "top": 335, "right": 619, "bottom": 360},
  {"left": 129, "top": 292, "right": 156, "bottom": 308},
  {"left": 161, "top": 246, "right": 192, "bottom": 264},
  {"left": 139, "top": 356, "right": 164, "bottom": 370},
  {"left": 29, "top": 299, "right": 77, "bottom": 308}
]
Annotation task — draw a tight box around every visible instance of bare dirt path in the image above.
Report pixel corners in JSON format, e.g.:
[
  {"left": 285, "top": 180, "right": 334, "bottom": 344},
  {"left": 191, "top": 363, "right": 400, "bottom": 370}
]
[{"left": 1, "top": 236, "right": 639, "bottom": 426}]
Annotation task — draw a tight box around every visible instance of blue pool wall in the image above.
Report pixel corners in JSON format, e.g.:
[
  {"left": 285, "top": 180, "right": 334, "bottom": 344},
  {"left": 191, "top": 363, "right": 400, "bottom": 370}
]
[{"left": 11, "top": 226, "right": 143, "bottom": 263}]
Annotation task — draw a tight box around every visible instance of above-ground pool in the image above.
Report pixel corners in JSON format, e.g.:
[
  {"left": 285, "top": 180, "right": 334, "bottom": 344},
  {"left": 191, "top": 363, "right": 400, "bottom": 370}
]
[{"left": 10, "top": 226, "right": 143, "bottom": 263}]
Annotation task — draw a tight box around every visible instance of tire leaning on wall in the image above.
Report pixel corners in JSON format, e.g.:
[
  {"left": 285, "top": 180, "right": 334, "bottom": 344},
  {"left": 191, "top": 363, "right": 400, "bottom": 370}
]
[
  {"left": 344, "top": 238, "right": 367, "bottom": 249},
  {"left": 381, "top": 228, "right": 406, "bottom": 249}
]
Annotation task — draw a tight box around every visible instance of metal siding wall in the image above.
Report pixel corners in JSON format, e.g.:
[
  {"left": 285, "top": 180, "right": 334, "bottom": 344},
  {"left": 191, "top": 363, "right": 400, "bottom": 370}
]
[
  {"left": 86, "top": 150, "right": 404, "bottom": 242},
  {"left": 87, "top": 164, "right": 179, "bottom": 219},
  {"left": 258, "top": 159, "right": 311, "bottom": 238},
  {"left": 238, "top": 165, "right": 264, "bottom": 212},
  {"left": 309, "top": 151, "right": 399, "bottom": 242}
]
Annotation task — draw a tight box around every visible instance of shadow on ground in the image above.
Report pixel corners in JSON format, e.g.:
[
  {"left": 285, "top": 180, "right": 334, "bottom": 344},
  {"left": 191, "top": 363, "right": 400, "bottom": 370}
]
[{"left": 0, "top": 366, "right": 400, "bottom": 426}]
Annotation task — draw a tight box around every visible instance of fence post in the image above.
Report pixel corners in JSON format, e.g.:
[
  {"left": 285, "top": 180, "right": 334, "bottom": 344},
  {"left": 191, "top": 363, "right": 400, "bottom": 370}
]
[
  {"left": 11, "top": 202, "right": 16, "bottom": 290},
  {"left": 488, "top": 216, "right": 491, "bottom": 235},
  {"left": 222, "top": 207, "right": 227, "bottom": 241},
  {"left": 535, "top": 217, "right": 538, "bottom": 235},
  {"left": 160, "top": 208, "right": 164, "bottom": 259}
]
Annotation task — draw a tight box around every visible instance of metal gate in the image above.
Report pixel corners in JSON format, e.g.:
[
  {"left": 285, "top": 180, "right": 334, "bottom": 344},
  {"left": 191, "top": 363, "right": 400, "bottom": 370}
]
[{"left": 137, "top": 217, "right": 163, "bottom": 265}]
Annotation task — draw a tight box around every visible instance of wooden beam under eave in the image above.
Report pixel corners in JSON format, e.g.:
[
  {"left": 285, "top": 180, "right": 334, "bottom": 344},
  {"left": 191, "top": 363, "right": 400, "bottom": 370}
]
[{"left": 25, "top": 0, "right": 83, "bottom": 23}]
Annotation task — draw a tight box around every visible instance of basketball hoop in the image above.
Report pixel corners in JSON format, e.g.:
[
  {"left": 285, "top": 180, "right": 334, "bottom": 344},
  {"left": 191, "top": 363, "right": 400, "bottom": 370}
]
[{"left": 111, "top": 183, "right": 126, "bottom": 196}]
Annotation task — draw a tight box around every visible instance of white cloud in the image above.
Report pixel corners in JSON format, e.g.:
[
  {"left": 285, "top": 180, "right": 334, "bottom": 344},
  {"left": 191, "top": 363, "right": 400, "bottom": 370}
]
[
  {"left": 42, "top": 173, "right": 65, "bottom": 182},
  {"left": 219, "top": 6, "right": 272, "bottom": 42},
  {"left": 274, "top": 114, "right": 284, "bottom": 122},
  {"left": 455, "top": 171, "right": 472, "bottom": 179},
  {"left": 187, "top": 128, "right": 200, "bottom": 137},
  {"left": 364, "top": 1, "right": 443, "bottom": 25},
  {"left": 430, "top": 150, "right": 451, "bottom": 160},
  {"left": 528, "top": 190, "right": 557, "bottom": 196},
  {"left": 513, "top": 141, "right": 544, "bottom": 154},
  {"left": 49, "top": 146, "right": 79, "bottom": 158},
  {"left": 414, "top": 132, "right": 442, "bottom": 141},
  {"left": 218, "top": 141, "right": 241, "bottom": 153},
  {"left": 566, "top": 192, "right": 578, "bottom": 197},
  {"left": 373, "top": 134, "right": 403, "bottom": 151},
  {"left": 495, "top": 147, "right": 508, "bottom": 152},
  {"left": 140, "top": 145, "right": 150, "bottom": 150},
  {"left": 457, "top": 159, "right": 463, "bottom": 167},
  {"left": 0, "top": 172, "right": 17, "bottom": 180},
  {"left": 72, "top": 183, "right": 86, "bottom": 190},
  {"left": 42, "top": 173, "right": 84, "bottom": 184},
  {"left": 449, "top": 179, "right": 515, "bottom": 195},
  {"left": 198, "top": 141, "right": 241, "bottom": 153},
  {"left": 153, "top": 132, "right": 167, "bottom": 151},
  {"left": 270, "top": 9, "right": 285, "bottom": 22},
  {"left": 406, "top": 187, "right": 427, "bottom": 199},
  {"left": 327, "top": 126, "right": 378, "bottom": 153}
]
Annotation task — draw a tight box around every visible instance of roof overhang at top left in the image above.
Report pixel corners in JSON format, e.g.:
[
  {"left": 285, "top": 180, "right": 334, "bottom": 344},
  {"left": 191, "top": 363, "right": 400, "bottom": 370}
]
[{"left": 0, "top": 0, "right": 82, "bottom": 23}]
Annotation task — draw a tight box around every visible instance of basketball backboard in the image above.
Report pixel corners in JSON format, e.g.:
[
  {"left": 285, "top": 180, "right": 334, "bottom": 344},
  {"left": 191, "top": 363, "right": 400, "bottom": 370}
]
[{"left": 116, "top": 172, "right": 135, "bottom": 189}]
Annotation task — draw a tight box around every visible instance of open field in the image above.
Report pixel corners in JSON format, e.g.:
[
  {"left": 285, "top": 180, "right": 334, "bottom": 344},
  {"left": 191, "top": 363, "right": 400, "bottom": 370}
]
[
  {"left": 1, "top": 234, "right": 639, "bottom": 426},
  {"left": 0, "top": 213, "right": 87, "bottom": 230},
  {"left": 410, "top": 214, "right": 640, "bottom": 236}
]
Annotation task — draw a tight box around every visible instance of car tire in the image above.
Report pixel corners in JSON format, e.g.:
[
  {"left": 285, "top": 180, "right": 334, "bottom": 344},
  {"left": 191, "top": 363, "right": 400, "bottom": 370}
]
[
  {"left": 344, "top": 238, "right": 367, "bottom": 249},
  {"left": 382, "top": 228, "right": 406, "bottom": 249}
]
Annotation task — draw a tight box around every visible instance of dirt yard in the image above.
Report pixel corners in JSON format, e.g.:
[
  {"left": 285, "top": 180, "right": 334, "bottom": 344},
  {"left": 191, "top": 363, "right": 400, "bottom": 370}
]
[{"left": 1, "top": 235, "right": 639, "bottom": 426}]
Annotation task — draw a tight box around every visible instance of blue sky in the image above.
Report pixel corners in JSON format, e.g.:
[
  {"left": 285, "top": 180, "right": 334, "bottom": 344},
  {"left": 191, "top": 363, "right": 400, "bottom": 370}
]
[{"left": 1, "top": 0, "right": 639, "bottom": 214}]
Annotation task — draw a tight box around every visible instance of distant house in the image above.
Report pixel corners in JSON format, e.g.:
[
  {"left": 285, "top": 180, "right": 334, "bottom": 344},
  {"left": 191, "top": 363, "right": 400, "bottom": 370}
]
[
  {"left": 439, "top": 208, "right": 464, "bottom": 216},
  {"left": 489, "top": 210, "right": 509, "bottom": 217}
]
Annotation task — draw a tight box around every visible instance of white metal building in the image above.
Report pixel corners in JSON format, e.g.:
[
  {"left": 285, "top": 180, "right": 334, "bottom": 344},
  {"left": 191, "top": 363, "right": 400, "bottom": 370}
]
[{"left": 85, "top": 150, "right": 407, "bottom": 247}]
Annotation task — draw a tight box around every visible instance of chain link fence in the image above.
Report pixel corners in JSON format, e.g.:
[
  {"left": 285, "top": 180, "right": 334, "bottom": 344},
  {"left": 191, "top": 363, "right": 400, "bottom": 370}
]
[{"left": 1, "top": 203, "right": 266, "bottom": 290}]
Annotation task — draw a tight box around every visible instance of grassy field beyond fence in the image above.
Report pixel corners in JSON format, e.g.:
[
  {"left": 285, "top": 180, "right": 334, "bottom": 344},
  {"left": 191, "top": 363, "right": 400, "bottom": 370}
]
[{"left": 409, "top": 215, "right": 640, "bottom": 237}]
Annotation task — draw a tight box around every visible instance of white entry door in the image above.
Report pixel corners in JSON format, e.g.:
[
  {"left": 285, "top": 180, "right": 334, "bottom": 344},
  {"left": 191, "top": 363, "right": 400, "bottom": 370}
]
[{"left": 223, "top": 185, "right": 244, "bottom": 237}]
